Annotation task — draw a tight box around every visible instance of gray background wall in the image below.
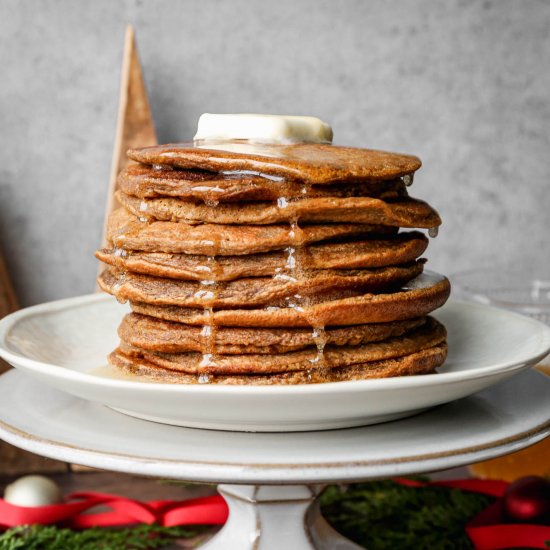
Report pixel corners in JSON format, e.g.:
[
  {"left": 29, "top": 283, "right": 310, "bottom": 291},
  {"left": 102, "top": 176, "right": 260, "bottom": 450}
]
[{"left": 0, "top": 0, "right": 549, "bottom": 306}]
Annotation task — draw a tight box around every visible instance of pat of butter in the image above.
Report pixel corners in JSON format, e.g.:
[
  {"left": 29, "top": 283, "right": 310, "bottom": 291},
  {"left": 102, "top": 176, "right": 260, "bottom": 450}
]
[{"left": 194, "top": 113, "right": 333, "bottom": 144}]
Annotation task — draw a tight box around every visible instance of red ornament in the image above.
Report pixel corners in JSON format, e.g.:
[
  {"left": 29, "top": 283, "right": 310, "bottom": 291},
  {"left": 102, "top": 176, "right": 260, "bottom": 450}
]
[{"left": 503, "top": 476, "right": 550, "bottom": 525}]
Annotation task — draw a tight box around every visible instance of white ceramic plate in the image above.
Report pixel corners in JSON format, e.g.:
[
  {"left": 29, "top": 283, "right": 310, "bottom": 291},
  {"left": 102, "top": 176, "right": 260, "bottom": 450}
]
[{"left": 0, "top": 294, "right": 549, "bottom": 432}]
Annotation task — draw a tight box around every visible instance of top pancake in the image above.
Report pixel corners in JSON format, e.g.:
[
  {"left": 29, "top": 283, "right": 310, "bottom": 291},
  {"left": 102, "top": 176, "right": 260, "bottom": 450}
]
[{"left": 127, "top": 142, "right": 422, "bottom": 184}]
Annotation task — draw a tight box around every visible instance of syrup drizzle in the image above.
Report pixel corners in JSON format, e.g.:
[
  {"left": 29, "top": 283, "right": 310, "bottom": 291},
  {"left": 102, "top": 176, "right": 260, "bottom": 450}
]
[
  {"left": 221, "top": 169, "right": 284, "bottom": 182},
  {"left": 113, "top": 248, "right": 128, "bottom": 258},
  {"left": 110, "top": 271, "right": 128, "bottom": 303},
  {"left": 204, "top": 198, "right": 220, "bottom": 208},
  {"left": 191, "top": 182, "right": 331, "bottom": 384},
  {"left": 138, "top": 200, "right": 151, "bottom": 222},
  {"left": 309, "top": 326, "right": 328, "bottom": 368},
  {"left": 276, "top": 192, "right": 329, "bottom": 382},
  {"left": 277, "top": 197, "right": 289, "bottom": 209},
  {"left": 110, "top": 210, "right": 153, "bottom": 303},
  {"left": 195, "top": 251, "right": 223, "bottom": 380},
  {"left": 402, "top": 173, "right": 414, "bottom": 187}
]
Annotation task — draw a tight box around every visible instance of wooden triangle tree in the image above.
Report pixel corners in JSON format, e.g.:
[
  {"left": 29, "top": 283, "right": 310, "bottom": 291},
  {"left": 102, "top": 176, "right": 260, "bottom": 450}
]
[{"left": 99, "top": 24, "right": 157, "bottom": 252}]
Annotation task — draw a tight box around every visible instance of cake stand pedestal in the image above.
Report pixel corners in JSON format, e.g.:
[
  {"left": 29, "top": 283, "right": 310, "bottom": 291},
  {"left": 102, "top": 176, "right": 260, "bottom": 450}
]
[
  {"left": 208, "top": 484, "right": 357, "bottom": 549},
  {"left": 0, "top": 369, "right": 548, "bottom": 550}
]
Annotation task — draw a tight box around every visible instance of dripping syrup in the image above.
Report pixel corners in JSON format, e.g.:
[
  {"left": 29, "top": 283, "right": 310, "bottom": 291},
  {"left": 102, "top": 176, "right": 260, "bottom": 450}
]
[
  {"left": 276, "top": 200, "right": 328, "bottom": 382},
  {"left": 152, "top": 164, "right": 171, "bottom": 171},
  {"left": 277, "top": 197, "right": 290, "bottom": 209},
  {"left": 402, "top": 173, "right": 414, "bottom": 186},
  {"left": 111, "top": 212, "right": 155, "bottom": 304},
  {"left": 310, "top": 326, "right": 328, "bottom": 368},
  {"left": 197, "top": 373, "right": 211, "bottom": 384},
  {"left": 195, "top": 250, "right": 223, "bottom": 381},
  {"left": 111, "top": 272, "right": 128, "bottom": 304}
]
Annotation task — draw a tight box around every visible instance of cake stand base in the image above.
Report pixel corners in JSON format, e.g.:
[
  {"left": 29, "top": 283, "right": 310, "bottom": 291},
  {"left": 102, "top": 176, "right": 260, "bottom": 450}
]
[
  {"left": 205, "top": 484, "right": 361, "bottom": 550},
  {"left": 0, "top": 370, "right": 548, "bottom": 549}
]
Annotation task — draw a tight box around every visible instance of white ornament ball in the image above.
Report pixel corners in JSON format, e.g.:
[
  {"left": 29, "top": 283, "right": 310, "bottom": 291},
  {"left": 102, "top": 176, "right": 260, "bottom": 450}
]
[{"left": 4, "top": 475, "right": 62, "bottom": 506}]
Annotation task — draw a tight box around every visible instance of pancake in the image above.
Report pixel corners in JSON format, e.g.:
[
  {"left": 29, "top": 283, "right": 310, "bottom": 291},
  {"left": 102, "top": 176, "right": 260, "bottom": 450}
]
[
  {"left": 118, "top": 191, "right": 441, "bottom": 228},
  {"left": 127, "top": 142, "right": 422, "bottom": 184},
  {"left": 98, "top": 261, "right": 425, "bottom": 308},
  {"left": 96, "top": 231, "right": 428, "bottom": 281},
  {"left": 108, "top": 207, "right": 397, "bottom": 255},
  {"left": 117, "top": 317, "right": 446, "bottom": 375},
  {"left": 109, "top": 342, "right": 448, "bottom": 385},
  {"left": 119, "top": 313, "right": 427, "bottom": 354},
  {"left": 119, "top": 164, "right": 408, "bottom": 201},
  {"left": 130, "top": 273, "right": 451, "bottom": 327}
]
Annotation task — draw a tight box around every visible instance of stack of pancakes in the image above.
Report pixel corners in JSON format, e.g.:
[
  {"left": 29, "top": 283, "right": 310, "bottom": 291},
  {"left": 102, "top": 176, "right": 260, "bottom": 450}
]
[{"left": 96, "top": 142, "right": 450, "bottom": 385}]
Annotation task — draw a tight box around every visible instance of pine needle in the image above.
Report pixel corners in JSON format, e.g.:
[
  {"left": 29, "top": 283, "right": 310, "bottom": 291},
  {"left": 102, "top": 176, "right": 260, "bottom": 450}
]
[
  {"left": 320, "top": 480, "right": 493, "bottom": 549},
  {"left": 0, "top": 524, "right": 204, "bottom": 550}
]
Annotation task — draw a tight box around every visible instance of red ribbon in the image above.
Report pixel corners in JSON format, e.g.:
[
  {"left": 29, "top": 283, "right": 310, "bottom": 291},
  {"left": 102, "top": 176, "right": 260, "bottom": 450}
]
[
  {"left": 0, "top": 492, "right": 228, "bottom": 529},
  {"left": 392, "top": 477, "right": 508, "bottom": 497},
  {"left": 393, "top": 477, "right": 550, "bottom": 549}
]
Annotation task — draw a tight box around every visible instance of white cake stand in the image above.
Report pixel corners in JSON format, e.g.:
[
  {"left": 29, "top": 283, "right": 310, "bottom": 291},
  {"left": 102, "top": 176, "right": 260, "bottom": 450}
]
[{"left": 0, "top": 369, "right": 548, "bottom": 549}]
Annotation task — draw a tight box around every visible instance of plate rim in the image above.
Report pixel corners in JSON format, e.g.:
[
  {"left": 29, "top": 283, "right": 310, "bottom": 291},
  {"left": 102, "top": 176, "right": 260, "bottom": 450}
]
[{"left": 1, "top": 293, "right": 550, "bottom": 396}]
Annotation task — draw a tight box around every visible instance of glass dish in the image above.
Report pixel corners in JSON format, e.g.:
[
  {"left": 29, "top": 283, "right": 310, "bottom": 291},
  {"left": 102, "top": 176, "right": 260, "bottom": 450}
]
[
  {"left": 452, "top": 267, "right": 550, "bottom": 325},
  {"left": 452, "top": 266, "right": 550, "bottom": 481}
]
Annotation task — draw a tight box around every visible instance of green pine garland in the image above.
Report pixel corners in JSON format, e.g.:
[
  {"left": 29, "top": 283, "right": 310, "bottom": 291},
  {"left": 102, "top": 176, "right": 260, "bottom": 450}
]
[
  {"left": 0, "top": 524, "right": 204, "bottom": 550},
  {"left": 0, "top": 480, "right": 494, "bottom": 549},
  {"left": 320, "top": 480, "right": 493, "bottom": 549}
]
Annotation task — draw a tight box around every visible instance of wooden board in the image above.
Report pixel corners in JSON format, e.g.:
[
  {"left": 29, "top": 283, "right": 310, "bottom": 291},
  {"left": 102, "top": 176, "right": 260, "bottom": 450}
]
[
  {"left": 99, "top": 25, "right": 157, "bottom": 251},
  {"left": 0, "top": 250, "right": 18, "bottom": 375}
]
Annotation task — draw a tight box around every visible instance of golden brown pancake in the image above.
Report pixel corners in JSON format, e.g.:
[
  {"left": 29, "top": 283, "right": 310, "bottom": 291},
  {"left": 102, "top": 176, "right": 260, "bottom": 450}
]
[
  {"left": 96, "top": 231, "right": 428, "bottom": 281},
  {"left": 117, "top": 190, "right": 441, "bottom": 228},
  {"left": 127, "top": 142, "right": 422, "bottom": 184},
  {"left": 129, "top": 273, "right": 451, "bottom": 327},
  {"left": 109, "top": 343, "right": 448, "bottom": 385},
  {"left": 119, "top": 313, "right": 427, "bottom": 354},
  {"left": 108, "top": 207, "right": 397, "bottom": 255},
  {"left": 119, "top": 164, "right": 408, "bottom": 201},
  {"left": 98, "top": 261, "right": 425, "bottom": 308},
  {"left": 116, "top": 317, "right": 446, "bottom": 375}
]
